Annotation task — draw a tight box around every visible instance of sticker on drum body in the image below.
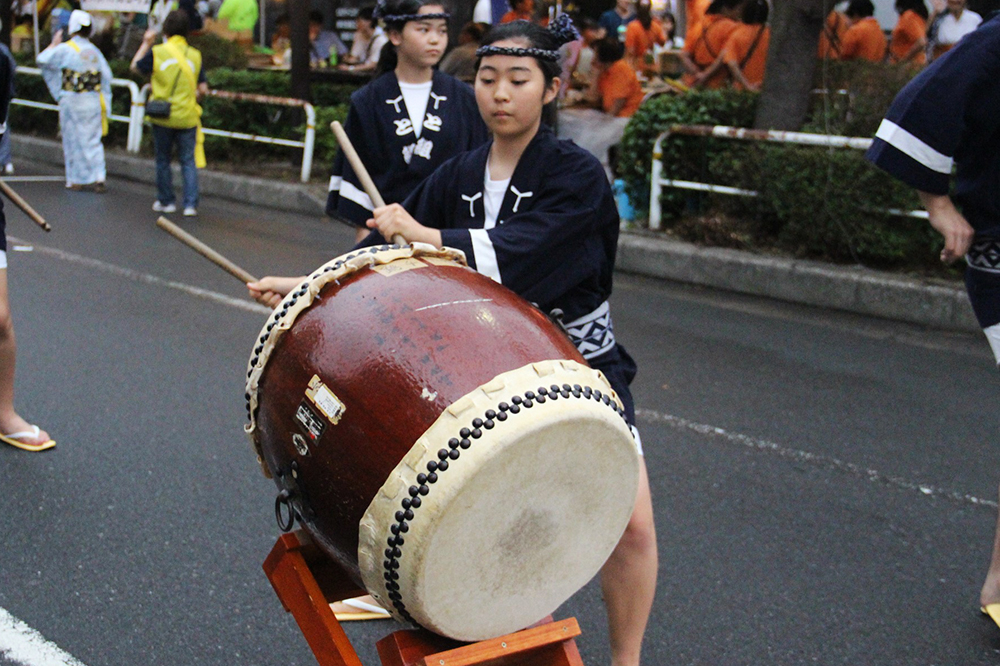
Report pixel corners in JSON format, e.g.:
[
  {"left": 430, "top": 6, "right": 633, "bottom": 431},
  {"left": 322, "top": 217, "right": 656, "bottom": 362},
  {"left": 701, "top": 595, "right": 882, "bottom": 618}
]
[
  {"left": 421, "top": 256, "right": 462, "bottom": 267},
  {"left": 295, "top": 402, "right": 326, "bottom": 441},
  {"left": 306, "top": 375, "right": 346, "bottom": 424},
  {"left": 372, "top": 257, "right": 426, "bottom": 277}
]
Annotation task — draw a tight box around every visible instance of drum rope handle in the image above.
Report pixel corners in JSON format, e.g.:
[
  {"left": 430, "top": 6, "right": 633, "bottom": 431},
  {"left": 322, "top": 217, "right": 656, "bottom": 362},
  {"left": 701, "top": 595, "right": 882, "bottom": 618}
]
[
  {"left": 275, "top": 489, "right": 297, "bottom": 532},
  {"left": 330, "top": 121, "right": 407, "bottom": 247}
]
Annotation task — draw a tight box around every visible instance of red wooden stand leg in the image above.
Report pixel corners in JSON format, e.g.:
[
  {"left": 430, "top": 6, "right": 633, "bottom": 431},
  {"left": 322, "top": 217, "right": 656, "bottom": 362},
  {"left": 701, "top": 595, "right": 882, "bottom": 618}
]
[
  {"left": 263, "top": 532, "right": 586, "bottom": 666},
  {"left": 262, "top": 531, "right": 367, "bottom": 666}
]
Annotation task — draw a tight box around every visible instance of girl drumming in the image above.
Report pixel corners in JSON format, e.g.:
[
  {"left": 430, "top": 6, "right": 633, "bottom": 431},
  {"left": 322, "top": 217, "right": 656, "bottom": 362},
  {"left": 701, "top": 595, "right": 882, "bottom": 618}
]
[
  {"left": 252, "top": 17, "right": 657, "bottom": 666},
  {"left": 327, "top": 0, "right": 490, "bottom": 243}
]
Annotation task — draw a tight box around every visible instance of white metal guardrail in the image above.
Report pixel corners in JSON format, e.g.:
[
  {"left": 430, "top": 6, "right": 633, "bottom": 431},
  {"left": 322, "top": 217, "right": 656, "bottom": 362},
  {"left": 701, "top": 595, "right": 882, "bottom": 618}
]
[
  {"left": 11, "top": 68, "right": 317, "bottom": 183},
  {"left": 139, "top": 84, "right": 317, "bottom": 183},
  {"left": 648, "top": 124, "right": 928, "bottom": 230},
  {"left": 14, "top": 66, "right": 145, "bottom": 152}
]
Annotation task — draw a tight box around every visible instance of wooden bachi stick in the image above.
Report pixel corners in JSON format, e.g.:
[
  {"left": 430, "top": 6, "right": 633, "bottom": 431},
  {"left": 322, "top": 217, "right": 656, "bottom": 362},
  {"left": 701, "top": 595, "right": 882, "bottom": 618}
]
[{"left": 156, "top": 216, "right": 258, "bottom": 284}]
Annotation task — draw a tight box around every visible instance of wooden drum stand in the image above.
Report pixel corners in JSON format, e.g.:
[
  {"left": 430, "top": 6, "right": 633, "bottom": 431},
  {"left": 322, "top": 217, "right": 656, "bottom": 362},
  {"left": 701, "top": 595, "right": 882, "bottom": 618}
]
[{"left": 264, "top": 531, "right": 587, "bottom": 666}]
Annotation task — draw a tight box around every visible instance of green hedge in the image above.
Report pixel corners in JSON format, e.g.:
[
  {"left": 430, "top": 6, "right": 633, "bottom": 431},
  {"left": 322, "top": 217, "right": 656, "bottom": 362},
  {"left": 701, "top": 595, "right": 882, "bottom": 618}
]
[{"left": 618, "top": 62, "right": 945, "bottom": 268}]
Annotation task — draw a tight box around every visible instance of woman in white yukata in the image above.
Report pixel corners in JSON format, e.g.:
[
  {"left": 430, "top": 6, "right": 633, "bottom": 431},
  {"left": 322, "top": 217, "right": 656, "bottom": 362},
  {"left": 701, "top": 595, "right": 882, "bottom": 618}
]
[{"left": 37, "top": 10, "right": 112, "bottom": 192}]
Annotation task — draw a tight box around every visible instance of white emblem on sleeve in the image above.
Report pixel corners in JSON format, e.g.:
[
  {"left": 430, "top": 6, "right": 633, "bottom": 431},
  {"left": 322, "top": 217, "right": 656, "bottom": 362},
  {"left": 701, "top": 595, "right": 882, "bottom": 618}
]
[
  {"left": 423, "top": 114, "right": 442, "bottom": 132},
  {"left": 394, "top": 118, "right": 414, "bottom": 136},
  {"left": 510, "top": 186, "right": 533, "bottom": 212},
  {"left": 462, "top": 192, "right": 483, "bottom": 217},
  {"left": 429, "top": 92, "right": 447, "bottom": 109},
  {"left": 386, "top": 95, "right": 404, "bottom": 114}
]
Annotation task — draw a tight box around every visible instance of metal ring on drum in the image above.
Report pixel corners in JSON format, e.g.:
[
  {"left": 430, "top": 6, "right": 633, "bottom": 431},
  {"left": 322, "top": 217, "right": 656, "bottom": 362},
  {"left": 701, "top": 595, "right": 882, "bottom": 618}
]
[{"left": 244, "top": 243, "right": 641, "bottom": 642}]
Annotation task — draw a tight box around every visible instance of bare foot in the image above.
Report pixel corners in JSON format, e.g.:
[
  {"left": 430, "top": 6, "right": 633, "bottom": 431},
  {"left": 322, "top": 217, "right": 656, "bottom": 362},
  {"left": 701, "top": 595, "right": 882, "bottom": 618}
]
[
  {"left": 0, "top": 413, "right": 52, "bottom": 448},
  {"left": 980, "top": 576, "right": 1000, "bottom": 608}
]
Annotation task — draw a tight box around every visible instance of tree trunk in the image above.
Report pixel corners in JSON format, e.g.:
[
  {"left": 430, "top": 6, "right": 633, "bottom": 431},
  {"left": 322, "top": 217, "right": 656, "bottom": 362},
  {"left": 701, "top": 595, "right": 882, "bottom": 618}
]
[{"left": 753, "top": 0, "right": 826, "bottom": 130}]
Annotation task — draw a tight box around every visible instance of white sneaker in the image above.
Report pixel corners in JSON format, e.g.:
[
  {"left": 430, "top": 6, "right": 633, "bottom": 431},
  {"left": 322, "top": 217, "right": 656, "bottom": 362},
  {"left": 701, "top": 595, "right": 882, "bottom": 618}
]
[
  {"left": 152, "top": 201, "right": 176, "bottom": 213},
  {"left": 183, "top": 207, "right": 197, "bottom": 217},
  {"left": 3, "top": 163, "right": 13, "bottom": 175}
]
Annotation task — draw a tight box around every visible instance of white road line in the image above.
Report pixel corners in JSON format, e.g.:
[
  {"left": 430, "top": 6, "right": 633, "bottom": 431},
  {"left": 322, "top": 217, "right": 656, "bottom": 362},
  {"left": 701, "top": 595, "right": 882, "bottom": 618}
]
[
  {"left": 8, "top": 236, "right": 271, "bottom": 315},
  {"left": 0, "top": 607, "right": 87, "bottom": 666},
  {"left": 0, "top": 176, "right": 66, "bottom": 183},
  {"left": 636, "top": 408, "right": 998, "bottom": 509}
]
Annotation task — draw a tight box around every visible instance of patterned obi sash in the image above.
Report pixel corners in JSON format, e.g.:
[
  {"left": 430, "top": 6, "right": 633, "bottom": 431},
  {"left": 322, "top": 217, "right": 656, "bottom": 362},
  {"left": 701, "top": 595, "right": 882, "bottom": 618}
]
[
  {"left": 61, "top": 69, "right": 101, "bottom": 93},
  {"left": 967, "top": 238, "right": 1000, "bottom": 273},
  {"left": 564, "top": 301, "right": 616, "bottom": 360}
]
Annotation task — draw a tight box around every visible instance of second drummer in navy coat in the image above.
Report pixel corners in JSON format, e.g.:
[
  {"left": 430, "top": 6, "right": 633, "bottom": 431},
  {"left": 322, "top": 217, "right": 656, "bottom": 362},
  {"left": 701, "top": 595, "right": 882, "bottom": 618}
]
[{"left": 326, "top": 0, "right": 489, "bottom": 243}]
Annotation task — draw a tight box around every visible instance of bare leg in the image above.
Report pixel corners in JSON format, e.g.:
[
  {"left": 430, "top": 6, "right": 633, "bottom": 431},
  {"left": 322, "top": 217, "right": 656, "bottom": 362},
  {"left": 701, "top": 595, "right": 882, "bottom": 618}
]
[
  {"left": 980, "top": 481, "right": 1000, "bottom": 607},
  {"left": 0, "top": 269, "right": 50, "bottom": 445},
  {"left": 601, "top": 457, "right": 658, "bottom": 666}
]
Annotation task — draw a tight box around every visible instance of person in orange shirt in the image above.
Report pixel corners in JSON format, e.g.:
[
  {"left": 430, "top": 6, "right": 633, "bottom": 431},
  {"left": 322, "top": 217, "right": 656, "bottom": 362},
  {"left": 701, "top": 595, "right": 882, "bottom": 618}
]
[
  {"left": 500, "top": 0, "right": 534, "bottom": 23},
  {"left": 888, "top": 0, "right": 928, "bottom": 64},
  {"left": 683, "top": 0, "right": 711, "bottom": 48},
  {"left": 625, "top": 0, "right": 667, "bottom": 76},
  {"left": 589, "top": 37, "right": 645, "bottom": 117},
  {"left": 680, "top": 0, "right": 743, "bottom": 88},
  {"left": 817, "top": 9, "right": 848, "bottom": 58},
  {"left": 840, "top": 0, "right": 888, "bottom": 61},
  {"left": 693, "top": 0, "right": 769, "bottom": 90}
]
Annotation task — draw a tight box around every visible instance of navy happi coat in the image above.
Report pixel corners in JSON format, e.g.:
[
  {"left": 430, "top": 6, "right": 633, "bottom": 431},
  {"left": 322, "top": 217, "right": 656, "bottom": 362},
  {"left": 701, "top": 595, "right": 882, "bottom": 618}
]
[
  {"left": 866, "top": 15, "right": 1000, "bottom": 236},
  {"left": 327, "top": 70, "right": 489, "bottom": 227}
]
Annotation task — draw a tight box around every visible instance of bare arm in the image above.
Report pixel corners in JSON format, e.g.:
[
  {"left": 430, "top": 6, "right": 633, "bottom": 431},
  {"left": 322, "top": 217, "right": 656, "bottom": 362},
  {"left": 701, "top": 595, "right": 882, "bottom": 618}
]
[
  {"left": 918, "top": 190, "right": 975, "bottom": 263},
  {"left": 725, "top": 59, "right": 757, "bottom": 90},
  {"left": 130, "top": 29, "right": 158, "bottom": 73},
  {"left": 247, "top": 276, "right": 306, "bottom": 308},
  {"left": 679, "top": 50, "right": 700, "bottom": 75},
  {"left": 693, "top": 53, "right": 726, "bottom": 87}
]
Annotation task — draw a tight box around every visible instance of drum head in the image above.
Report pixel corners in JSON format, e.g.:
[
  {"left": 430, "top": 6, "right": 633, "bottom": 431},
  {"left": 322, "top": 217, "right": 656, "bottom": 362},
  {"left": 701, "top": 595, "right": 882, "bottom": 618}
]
[{"left": 359, "top": 360, "right": 640, "bottom": 641}]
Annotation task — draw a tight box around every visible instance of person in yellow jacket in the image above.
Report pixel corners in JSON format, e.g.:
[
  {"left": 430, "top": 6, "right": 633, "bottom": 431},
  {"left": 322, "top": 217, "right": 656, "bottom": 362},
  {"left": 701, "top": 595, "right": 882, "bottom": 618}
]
[{"left": 130, "top": 10, "right": 208, "bottom": 216}]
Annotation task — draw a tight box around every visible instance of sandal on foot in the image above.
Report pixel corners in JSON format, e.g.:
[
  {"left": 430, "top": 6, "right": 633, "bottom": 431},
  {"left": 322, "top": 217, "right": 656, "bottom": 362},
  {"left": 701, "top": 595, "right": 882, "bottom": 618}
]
[{"left": 0, "top": 425, "right": 55, "bottom": 452}]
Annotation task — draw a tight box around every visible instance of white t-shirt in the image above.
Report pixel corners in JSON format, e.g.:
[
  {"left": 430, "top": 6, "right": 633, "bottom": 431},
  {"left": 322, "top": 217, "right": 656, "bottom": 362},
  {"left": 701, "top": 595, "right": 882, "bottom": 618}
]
[
  {"left": 483, "top": 162, "right": 511, "bottom": 230},
  {"left": 936, "top": 9, "right": 982, "bottom": 46},
  {"left": 398, "top": 80, "right": 433, "bottom": 139},
  {"left": 351, "top": 26, "right": 389, "bottom": 64}
]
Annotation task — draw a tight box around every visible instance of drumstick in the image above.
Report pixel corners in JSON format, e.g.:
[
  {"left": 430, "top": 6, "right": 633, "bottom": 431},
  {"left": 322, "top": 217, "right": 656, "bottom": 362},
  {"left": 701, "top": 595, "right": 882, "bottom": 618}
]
[
  {"left": 0, "top": 180, "right": 51, "bottom": 232},
  {"left": 156, "top": 216, "right": 258, "bottom": 284},
  {"left": 330, "top": 121, "right": 406, "bottom": 246}
]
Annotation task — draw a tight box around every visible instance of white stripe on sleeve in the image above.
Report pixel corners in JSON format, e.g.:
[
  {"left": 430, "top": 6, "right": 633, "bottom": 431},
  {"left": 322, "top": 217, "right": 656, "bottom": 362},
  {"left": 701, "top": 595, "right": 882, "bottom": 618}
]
[
  {"left": 469, "top": 229, "right": 501, "bottom": 283},
  {"left": 328, "top": 175, "right": 342, "bottom": 192},
  {"left": 984, "top": 322, "right": 1000, "bottom": 365},
  {"left": 339, "top": 181, "right": 374, "bottom": 211},
  {"left": 874, "top": 119, "right": 954, "bottom": 174}
]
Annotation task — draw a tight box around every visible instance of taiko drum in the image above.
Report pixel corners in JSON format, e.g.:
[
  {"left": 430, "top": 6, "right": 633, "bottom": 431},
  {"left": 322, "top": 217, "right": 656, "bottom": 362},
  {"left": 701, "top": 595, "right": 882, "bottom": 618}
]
[{"left": 245, "top": 244, "right": 640, "bottom": 641}]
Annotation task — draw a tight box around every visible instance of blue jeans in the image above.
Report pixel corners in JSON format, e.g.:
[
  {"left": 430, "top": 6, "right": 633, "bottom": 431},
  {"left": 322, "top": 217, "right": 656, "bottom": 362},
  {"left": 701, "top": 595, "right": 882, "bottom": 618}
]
[{"left": 153, "top": 125, "right": 198, "bottom": 208}]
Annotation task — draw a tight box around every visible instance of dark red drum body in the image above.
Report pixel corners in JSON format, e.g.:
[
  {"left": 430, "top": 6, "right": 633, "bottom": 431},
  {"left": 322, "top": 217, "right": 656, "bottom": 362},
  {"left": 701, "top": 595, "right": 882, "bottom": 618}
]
[{"left": 245, "top": 245, "right": 639, "bottom": 641}]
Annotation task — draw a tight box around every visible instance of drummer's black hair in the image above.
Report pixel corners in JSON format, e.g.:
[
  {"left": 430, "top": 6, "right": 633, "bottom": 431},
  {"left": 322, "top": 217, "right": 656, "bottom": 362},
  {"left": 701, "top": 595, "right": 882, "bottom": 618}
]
[
  {"left": 373, "top": 0, "right": 450, "bottom": 77},
  {"left": 476, "top": 14, "right": 579, "bottom": 87}
]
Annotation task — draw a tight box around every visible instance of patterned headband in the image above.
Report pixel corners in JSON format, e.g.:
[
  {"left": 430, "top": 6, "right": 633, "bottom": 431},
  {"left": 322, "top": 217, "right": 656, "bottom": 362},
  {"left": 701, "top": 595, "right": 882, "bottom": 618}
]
[
  {"left": 474, "top": 15, "right": 579, "bottom": 62},
  {"left": 378, "top": 12, "right": 451, "bottom": 23},
  {"left": 475, "top": 45, "right": 560, "bottom": 61}
]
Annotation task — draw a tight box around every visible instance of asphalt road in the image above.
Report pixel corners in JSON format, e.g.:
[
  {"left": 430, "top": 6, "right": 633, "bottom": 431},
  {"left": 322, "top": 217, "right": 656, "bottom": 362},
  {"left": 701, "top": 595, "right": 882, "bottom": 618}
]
[{"left": 1, "top": 165, "right": 999, "bottom": 666}]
